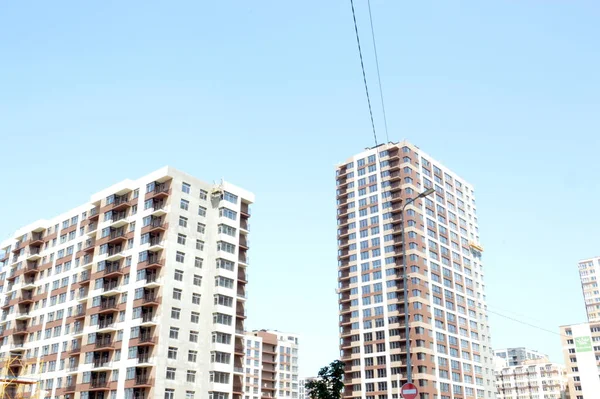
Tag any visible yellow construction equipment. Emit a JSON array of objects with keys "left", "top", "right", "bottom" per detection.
[{"left": 0, "top": 356, "right": 43, "bottom": 399}]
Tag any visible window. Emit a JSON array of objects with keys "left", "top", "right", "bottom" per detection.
[
  {"left": 213, "top": 313, "right": 233, "bottom": 326},
  {"left": 217, "top": 241, "right": 235, "bottom": 254},
  {"left": 173, "top": 289, "right": 182, "bottom": 300},
  {"left": 193, "top": 275, "right": 202, "bottom": 286},
  {"left": 176, "top": 252, "right": 185, "bottom": 263},
  {"left": 188, "top": 350, "right": 198, "bottom": 362},
  {"left": 190, "top": 331, "right": 199, "bottom": 343},
  {"left": 196, "top": 240, "right": 204, "bottom": 251},
  {"left": 177, "top": 234, "right": 187, "bottom": 245},
  {"left": 218, "top": 224, "right": 236, "bottom": 237},
  {"left": 210, "top": 372, "right": 230, "bottom": 384},
  {"left": 198, "top": 206, "right": 207, "bottom": 217},
  {"left": 169, "top": 327, "right": 179, "bottom": 339},
  {"left": 192, "top": 293, "right": 201, "bottom": 305},
  {"left": 182, "top": 182, "right": 191, "bottom": 194},
  {"left": 180, "top": 199, "right": 189, "bottom": 210},
  {"left": 191, "top": 311, "right": 200, "bottom": 323},
  {"left": 174, "top": 270, "right": 184, "bottom": 281},
  {"left": 219, "top": 207, "right": 237, "bottom": 220},
  {"left": 187, "top": 370, "right": 197, "bottom": 383},
  {"left": 166, "top": 368, "right": 176, "bottom": 380},
  {"left": 179, "top": 216, "right": 188, "bottom": 227},
  {"left": 195, "top": 257, "right": 203, "bottom": 268},
  {"left": 168, "top": 347, "right": 178, "bottom": 359},
  {"left": 171, "top": 308, "right": 181, "bottom": 319},
  {"left": 199, "top": 190, "right": 208, "bottom": 200},
  {"left": 165, "top": 389, "right": 175, "bottom": 399},
  {"left": 223, "top": 191, "right": 238, "bottom": 203},
  {"left": 215, "top": 295, "right": 233, "bottom": 307},
  {"left": 197, "top": 223, "right": 206, "bottom": 234}
]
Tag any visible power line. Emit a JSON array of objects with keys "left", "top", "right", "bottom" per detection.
[
  {"left": 486, "top": 308, "right": 568, "bottom": 339},
  {"left": 366, "top": 0, "right": 389, "bottom": 143},
  {"left": 349, "top": 0, "right": 378, "bottom": 147}
]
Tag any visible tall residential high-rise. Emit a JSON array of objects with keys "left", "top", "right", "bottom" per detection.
[
  {"left": 0, "top": 166, "right": 253, "bottom": 399},
  {"left": 336, "top": 141, "right": 496, "bottom": 399},
  {"left": 494, "top": 357, "right": 567, "bottom": 399},
  {"left": 492, "top": 348, "right": 546, "bottom": 367},
  {"left": 243, "top": 330, "right": 300, "bottom": 399},
  {"left": 577, "top": 257, "right": 600, "bottom": 322}
]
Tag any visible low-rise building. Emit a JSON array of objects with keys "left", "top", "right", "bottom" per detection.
[
  {"left": 495, "top": 357, "right": 568, "bottom": 399},
  {"left": 244, "top": 330, "right": 299, "bottom": 399}
]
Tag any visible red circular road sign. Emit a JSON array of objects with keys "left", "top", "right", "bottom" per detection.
[{"left": 400, "top": 383, "right": 419, "bottom": 399}]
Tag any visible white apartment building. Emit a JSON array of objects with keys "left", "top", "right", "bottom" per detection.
[
  {"left": 577, "top": 258, "right": 600, "bottom": 322},
  {"left": 243, "top": 330, "right": 300, "bottom": 399},
  {"left": 494, "top": 357, "right": 567, "bottom": 399},
  {"left": 336, "top": 141, "right": 496, "bottom": 399},
  {"left": 493, "top": 348, "right": 547, "bottom": 367},
  {"left": 0, "top": 166, "right": 253, "bottom": 399},
  {"left": 560, "top": 322, "right": 600, "bottom": 399}
]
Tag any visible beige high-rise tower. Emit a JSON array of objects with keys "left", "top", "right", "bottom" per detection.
[{"left": 336, "top": 141, "right": 496, "bottom": 399}]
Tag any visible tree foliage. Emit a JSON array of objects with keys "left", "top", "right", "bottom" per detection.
[{"left": 305, "top": 360, "right": 345, "bottom": 399}]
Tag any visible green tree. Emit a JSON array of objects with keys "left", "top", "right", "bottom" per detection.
[{"left": 305, "top": 360, "right": 345, "bottom": 399}]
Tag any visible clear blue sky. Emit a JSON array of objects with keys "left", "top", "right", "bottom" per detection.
[{"left": 1, "top": 1, "right": 599, "bottom": 375}]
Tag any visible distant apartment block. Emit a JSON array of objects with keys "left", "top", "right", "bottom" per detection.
[
  {"left": 299, "top": 377, "right": 317, "bottom": 399},
  {"left": 494, "top": 357, "right": 567, "bottom": 399},
  {"left": 244, "top": 330, "right": 299, "bottom": 399},
  {"left": 560, "top": 322, "right": 600, "bottom": 399},
  {"left": 0, "top": 166, "right": 253, "bottom": 399},
  {"left": 493, "top": 347, "right": 546, "bottom": 367},
  {"left": 336, "top": 141, "right": 496, "bottom": 399},
  {"left": 578, "top": 258, "right": 600, "bottom": 322}
]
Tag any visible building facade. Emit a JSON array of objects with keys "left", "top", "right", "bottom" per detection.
[
  {"left": 560, "top": 322, "right": 600, "bottom": 399},
  {"left": 493, "top": 348, "right": 546, "bottom": 367},
  {"left": 243, "top": 330, "right": 299, "bottom": 399},
  {"left": 0, "top": 166, "right": 253, "bottom": 399},
  {"left": 336, "top": 141, "right": 496, "bottom": 399},
  {"left": 577, "top": 258, "right": 600, "bottom": 323},
  {"left": 494, "top": 357, "right": 567, "bottom": 399}
]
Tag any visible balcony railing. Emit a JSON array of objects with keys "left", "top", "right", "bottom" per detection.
[
  {"left": 90, "top": 379, "right": 108, "bottom": 388},
  {"left": 139, "top": 334, "right": 156, "bottom": 344},
  {"left": 102, "top": 283, "right": 120, "bottom": 292},
  {"left": 95, "top": 340, "right": 113, "bottom": 349},
  {"left": 92, "top": 360, "right": 111, "bottom": 368},
  {"left": 103, "top": 263, "right": 121, "bottom": 275},
  {"left": 142, "top": 294, "right": 157, "bottom": 304},
  {"left": 135, "top": 375, "right": 150, "bottom": 385},
  {"left": 100, "top": 301, "right": 118, "bottom": 310},
  {"left": 97, "top": 321, "right": 115, "bottom": 330}
]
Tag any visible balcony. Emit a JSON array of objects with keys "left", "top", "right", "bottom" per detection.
[
  {"left": 241, "top": 204, "right": 251, "bottom": 217},
  {"left": 136, "top": 355, "right": 153, "bottom": 365},
  {"left": 145, "top": 182, "right": 170, "bottom": 200},
  {"left": 21, "top": 278, "right": 36, "bottom": 289},
  {"left": 28, "top": 233, "right": 44, "bottom": 247},
  {"left": 106, "top": 246, "right": 124, "bottom": 261},
  {"left": 96, "top": 322, "right": 117, "bottom": 332},
  {"left": 142, "top": 294, "right": 158, "bottom": 305},
  {"left": 77, "top": 289, "right": 89, "bottom": 302},
  {"left": 81, "top": 254, "right": 94, "bottom": 268},
  {"left": 143, "top": 255, "right": 164, "bottom": 269},
  {"left": 107, "top": 229, "right": 127, "bottom": 244},
  {"left": 87, "top": 223, "right": 98, "bottom": 235},
  {"left": 95, "top": 340, "right": 114, "bottom": 349},
  {"left": 91, "top": 360, "right": 112, "bottom": 370},
  {"left": 238, "top": 271, "right": 247, "bottom": 283},
  {"left": 99, "top": 301, "right": 118, "bottom": 313},
  {"left": 111, "top": 195, "right": 131, "bottom": 211},
  {"left": 89, "top": 207, "right": 100, "bottom": 219},
  {"left": 84, "top": 238, "right": 96, "bottom": 252},
  {"left": 143, "top": 274, "right": 161, "bottom": 288},
  {"left": 147, "top": 236, "right": 163, "bottom": 252},
  {"left": 139, "top": 334, "right": 157, "bottom": 346},
  {"left": 150, "top": 200, "right": 167, "bottom": 216},
  {"left": 240, "top": 219, "right": 250, "bottom": 232},
  {"left": 134, "top": 376, "right": 152, "bottom": 387},
  {"left": 103, "top": 263, "right": 123, "bottom": 277},
  {"left": 144, "top": 218, "right": 166, "bottom": 234},
  {"left": 69, "top": 345, "right": 82, "bottom": 355},
  {"left": 15, "top": 311, "right": 32, "bottom": 320},
  {"left": 90, "top": 379, "right": 109, "bottom": 389},
  {"left": 140, "top": 314, "right": 157, "bottom": 326},
  {"left": 64, "top": 384, "right": 77, "bottom": 393},
  {"left": 17, "top": 292, "right": 34, "bottom": 304},
  {"left": 102, "top": 283, "right": 121, "bottom": 296},
  {"left": 25, "top": 248, "right": 41, "bottom": 261}
]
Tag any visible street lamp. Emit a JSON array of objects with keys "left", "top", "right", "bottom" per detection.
[{"left": 401, "top": 188, "right": 434, "bottom": 384}]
